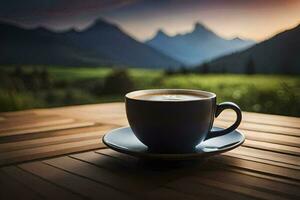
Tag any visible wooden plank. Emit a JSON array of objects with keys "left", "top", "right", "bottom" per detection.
[
  {"left": 243, "top": 139, "right": 300, "bottom": 156},
  {"left": 96, "top": 148, "right": 300, "bottom": 184},
  {"left": 166, "top": 179, "right": 253, "bottom": 200},
  {"left": 146, "top": 187, "right": 204, "bottom": 200},
  {"left": 0, "top": 118, "right": 75, "bottom": 132},
  {"left": 0, "top": 131, "right": 102, "bottom": 153},
  {"left": 220, "top": 115, "right": 300, "bottom": 129},
  {"left": 224, "top": 153, "right": 300, "bottom": 170},
  {"left": 0, "top": 169, "right": 42, "bottom": 200},
  {"left": 95, "top": 147, "right": 206, "bottom": 177},
  {"left": 46, "top": 102, "right": 125, "bottom": 115},
  {"left": 96, "top": 148, "right": 138, "bottom": 162},
  {"left": 19, "top": 161, "right": 131, "bottom": 200},
  {"left": 50, "top": 112, "right": 127, "bottom": 126},
  {"left": 214, "top": 120, "right": 300, "bottom": 137},
  {"left": 71, "top": 150, "right": 206, "bottom": 188},
  {"left": 195, "top": 169, "right": 300, "bottom": 198},
  {"left": 70, "top": 151, "right": 138, "bottom": 173},
  {"left": 0, "top": 125, "right": 114, "bottom": 152},
  {"left": 241, "top": 130, "right": 300, "bottom": 148},
  {"left": 74, "top": 149, "right": 300, "bottom": 198},
  {"left": 71, "top": 151, "right": 183, "bottom": 182},
  {"left": 221, "top": 110, "right": 300, "bottom": 124},
  {"left": 0, "top": 121, "right": 95, "bottom": 137},
  {"left": 44, "top": 156, "right": 155, "bottom": 194},
  {"left": 227, "top": 146, "right": 300, "bottom": 167},
  {"left": 169, "top": 177, "right": 291, "bottom": 200},
  {"left": 39, "top": 104, "right": 128, "bottom": 126},
  {"left": 0, "top": 124, "right": 110, "bottom": 143},
  {"left": 219, "top": 111, "right": 300, "bottom": 129},
  {"left": 0, "top": 110, "right": 38, "bottom": 117},
  {"left": 0, "top": 138, "right": 106, "bottom": 166},
  {"left": 213, "top": 155, "right": 300, "bottom": 181},
  {"left": 0, "top": 115, "right": 74, "bottom": 129},
  {"left": 96, "top": 148, "right": 300, "bottom": 186},
  {"left": 1, "top": 166, "right": 84, "bottom": 200},
  {"left": 0, "top": 114, "right": 63, "bottom": 125},
  {"left": 229, "top": 168, "right": 300, "bottom": 186},
  {"left": 96, "top": 148, "right": 289, "bottom": 199}
]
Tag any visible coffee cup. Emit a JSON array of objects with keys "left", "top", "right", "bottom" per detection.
[{"left": 125, "top": 89, "right": 242, "bottom": 153}]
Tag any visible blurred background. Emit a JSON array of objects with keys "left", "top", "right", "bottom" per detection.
[{"left": 0, "top": 0, "right": 299, "bottom": 116}]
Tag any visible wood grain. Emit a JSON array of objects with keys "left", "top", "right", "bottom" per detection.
[
  {"left": 0, "top": 138, "right": 106, "bottom": 166},
  {"left": 0, "top": 117, "right": 75, "bottom": 132},
  {"left": 214, "top": 155, "right": 300, "bottom": 181},
  {"left": 19, "top": 161, "right": 132, "bottom": 200},
  {"left": 0, "top": 169, "right": 42, "bottom": 200},
  {"left": 0, "top": 121, "right": 95, "bottom": 137},
  {"left": 1, "top": 166, "right": 84, "bottom": 200},
  {"left": 0, "top": 102, "right": 299, "bottom": 199},
  {"left": 0, "top": 125, "right": 113, "bottom": 152}
]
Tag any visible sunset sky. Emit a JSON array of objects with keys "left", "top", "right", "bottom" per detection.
[{"left": 1, "top": 0, "right": 300, "bottom": 41}]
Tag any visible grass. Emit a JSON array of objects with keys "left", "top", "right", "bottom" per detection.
[
  {"left": 0, "top": 66, "right": 299, "bottom": 116},
  {"left": 160, "top": 74, "right": 300, "bottom": 115},
  {"left": 48, "top": 67, "right": 112, "bottom": 81}
]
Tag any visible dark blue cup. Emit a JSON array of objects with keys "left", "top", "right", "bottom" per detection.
[{"left": 126, "top": 89, "right": 242, "bottom": 153}]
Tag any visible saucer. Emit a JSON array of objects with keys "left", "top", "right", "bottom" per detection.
[{"left": 102, "top": 126, "right": 245, "bottom": 160}]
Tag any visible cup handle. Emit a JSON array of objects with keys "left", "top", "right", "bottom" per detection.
[{"left": 205, "top": 102, "right": 242, "bottom": 140}]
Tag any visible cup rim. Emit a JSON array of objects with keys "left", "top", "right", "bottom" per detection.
[{"left": 125, "top": 89, "right": 216, "bottom": 102}]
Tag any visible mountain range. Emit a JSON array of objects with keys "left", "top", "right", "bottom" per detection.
[
  {"left": 146, "top": 23, "right": 255, "bottom": 66},
  {"left": 201, "top": 24, "right": 300, "bottom": 74},
  {"left": 0, "top": 19, "right": 181, "bottom": 68},
  {"left": 1, "top": 18, "right": 299, "bottom": 74}
]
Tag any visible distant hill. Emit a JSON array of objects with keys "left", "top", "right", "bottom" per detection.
[
  {"left": 146, "top": 22, "right": 255, "bottom": 66},
  {"left": 0, "top": 19, "right": 181, "bottom": 68},
  {"left": 200, "top": 24, "right": 300, "bottom": 74}
]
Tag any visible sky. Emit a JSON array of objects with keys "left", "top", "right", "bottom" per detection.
[{"left": 1, "top": 0, "right": 300, "bottom": 41}]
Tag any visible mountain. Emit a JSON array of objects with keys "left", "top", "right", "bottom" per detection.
[
  {"left": 0, "top": 19, "right": 181, "bottom": 68},
  {"left": 200, "top": 24, "right": 300, "bottom": 74},
  {"left": 146, "top": 22, "right": 255, "bottom": 66}
]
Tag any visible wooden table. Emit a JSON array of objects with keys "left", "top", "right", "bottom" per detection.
[{"left": 0, "top": 103, "right": 299, "bottom": 200}]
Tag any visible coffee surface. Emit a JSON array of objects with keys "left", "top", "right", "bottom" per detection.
[{"left": 135, "top": 93, "right": 206, "bottom": 101}]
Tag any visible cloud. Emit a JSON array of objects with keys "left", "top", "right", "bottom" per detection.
[
  {"left": 0, "top": 0, "right": 138, "bottom": 28},
  {"left": 0, "top": 0, "right": 298, "bottom": 41}
]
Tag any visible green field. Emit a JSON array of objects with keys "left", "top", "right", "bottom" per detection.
[{"left": 0, "top": 66, "right": 299, "bottom": 117}]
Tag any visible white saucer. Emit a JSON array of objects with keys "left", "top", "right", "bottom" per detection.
[{"left": 102, "top": 126, "right": 245, "bottom": 160}]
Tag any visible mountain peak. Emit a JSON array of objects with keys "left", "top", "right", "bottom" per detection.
[
  {"left": 194, "top": 22, "right": 209, "bottom": 32},
  {"left": 232, "top": 37, "right": 243, "bottom": 41},
  {"left": 155, "top": 29, "right": 168, "bottom": 38},
  {"left": 93, "top": 18, "right": 111, "bottom": 27},
  {"left": 84, "top": 18, "right": 117, "bottom": 32},
  {"left": 231, "top": 37, "right": 256, "bottom": 44}
]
